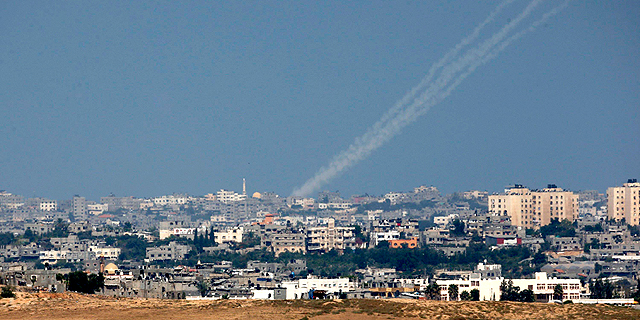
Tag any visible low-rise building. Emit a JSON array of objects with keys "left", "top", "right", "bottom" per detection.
[{"left": 146, "top": 242, "right": 191, "bottom": 262}]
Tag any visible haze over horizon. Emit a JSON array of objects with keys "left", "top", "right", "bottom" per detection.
[{"left": 1, "top": 1, "right": 639, "bottom": 201}]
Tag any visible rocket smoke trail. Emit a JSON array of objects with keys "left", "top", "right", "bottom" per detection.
[{"left": 292, "top": 0, "right": 568, "bottom": 197}]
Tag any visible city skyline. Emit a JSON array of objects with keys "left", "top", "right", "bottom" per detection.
[{"left": 1, "top": 1, "right": 638, "bottom": 200}]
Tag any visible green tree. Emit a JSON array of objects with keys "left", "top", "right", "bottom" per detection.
[
  {"left": 67, "top": 271, "right": 104, "bottom": 294},
  {"left": 500, "top": 280, "right": 521, "bottom": 301},
  {"left": 590, "top": 279, "right": 616, "bottom": 299},
  {"left": 539, "top": 219, "right": 576, "bottom": 238},
  {"left": 460, "top": 290, "right": 471, "bottom": 301},
  {"left": 519, "top": 289, "right": 535, "bottom": 302},
  {"left": 553, "top": 284, "right": 564, "bottom": 301},
  {"left": 114, "top": 235, "right": 149, "bottom": 261},
  {"left": 451, "top": 219, "right": 466, "bottom": 237},
  {"left": 425, "top": 282, "right": 440, "bottom": 300},
  {"left": 48, "top": 218, "right": 70, "bottom": 238},
  {"left": 1, "top": 286, "right": 15, "bottom": 298},
  {"left": 0, "top": 232, "right": 15, "bottom": 246},
  {"left": 470, "top": 289, "right": 480, "bottom": 301},
  {"left": 448, "top": 284, "right": 459, "bottom": 301}
]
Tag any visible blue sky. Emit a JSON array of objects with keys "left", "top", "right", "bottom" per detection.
[{"left": 1, "top": 1, "right": 638, "bottom": 201}]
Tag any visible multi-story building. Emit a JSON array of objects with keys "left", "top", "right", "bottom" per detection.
[
  {"left": 73, "top": 195, "right": 89, "bottom": 219},
  {"left": 281, "top": 276, "right": 355, "bottom": 299},
  {"left": 100, "top": 195, "right": 142, "bottom": 211},
  {"left": 607, "top": 179, "right": 640, "bottom": 226},
  {"left": 214, "top": 226, "right": 244, "bottom": 244},
  {"left": 146, "top": 242, "right": 191, "bottom": 262},
  {"left": 371, "top": 231, "right": 400, "bottom": 247},
  {"left": 306, "top": 219, "right": 356, "bottom": 252},
  {"left": 264, "top": 229, "right": 306, "bottom": 256},
  {"left": 24, "top": 198, "right": 57, "bottom": 211},
  {"left": 532, "top": 185, "right": 580, "bottom": 226},
  {"left": 88, "top": 246, "right": 121, "bottom": 260},
  {"left": 152, "top": 195, "right": 187, "bottom": 207},
  {"left": 488, "top": 185, "right": 579, "bottom": 228},
  {"left": 216, "top": 190, "right": 246, "bottom": 204},
  {"left": 437, "top": 271, "right": 581, "bottom": 302}
]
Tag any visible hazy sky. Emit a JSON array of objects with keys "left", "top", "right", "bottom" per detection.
[{"left": 1, "top": 1, "right": 638, "bottom": 201}]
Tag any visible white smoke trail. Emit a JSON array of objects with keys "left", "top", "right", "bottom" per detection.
[
  {"left": 371, "top": 0, "right": 516, "bottom": 131},
  {"left": 292, "top": 0, "right": 566, "bottom": 197}
]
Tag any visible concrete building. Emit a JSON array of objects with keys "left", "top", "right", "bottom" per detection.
[
  {"left": 216, "top": 189, "right": 246, "bottom": 204},
  {"left": 371, "top": 231, "right": 400, "bottom": 247},
  {"left": 306, "top": 219, "right": 356, "bottom": 252},
  {"left": 264, "top": 229, "right": 306, "bottom": 256},
  {"left": 214, "top": 226, "right": 243, "bottom": 244},
  {"left": 488, "top": 185, "right": 579, "bottom": 228},
  {"left": 73, "top": 195, "right": 89, "bottom": 220},
  {"left": 146, "top": 242, "right": 191, "bottom": 262},
  {"left": 153, "top": 195, "right": 187, "bottom": 207},
  {"left": 437, "top": 271, "right": 581, "bottom": 302},
  {"left": 100, "top": 195, "right": 142, "bottom": 211},
  {"left": 282, "top": 276, "right": 355, "bottom": 299},
  {"left": 607, "top": 179, "right": 640, "bottom": 226}
]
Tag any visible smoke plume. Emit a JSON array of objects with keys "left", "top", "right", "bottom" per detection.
[{"left": 292, "top": 0, "right": 568, "bottom": 197}]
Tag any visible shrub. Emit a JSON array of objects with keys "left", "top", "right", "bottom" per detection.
[{"left": 1, "top": 286, "right": 15, "bottom": 298}]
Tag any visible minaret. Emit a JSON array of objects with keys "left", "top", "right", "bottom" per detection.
[{"left": 243, "top": 178, "right": 246, "bottom": 195}]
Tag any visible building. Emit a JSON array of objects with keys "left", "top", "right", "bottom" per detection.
[
  {"left": 153, "top": 195, "right": 187, "bottom": 207},
  {"left": 146, "top": 242, "right": 191, "bottom": 262},
  {"left": 488, "top": 185, "right": 579, "bottom": 228},
  {"left": 214, "top": 226, "right": 243, "bottom": 244},
  {"left": 281, "top": 276, "right": 355, "bottom": 299},
  {"left": 437, "top": 271, "right": 581, "bottom": 302},
  {"left": 389, "top": 238, "right": 418, "bottom": 249},
  {"left": 73, "top": 196, "right": 89, "bottom": 219},
  {"left": 306, "top": 219, "right": 356, "bottom": 252},
  {"left": 89, "top": 246, "right": 121, "bottom": 260},
  {"left": 264, "top": 229, "right": 306, "bottom": 256},
  {"left": 607, "top": 179, "right": 640, "bottom": 226},
  {"left": 216, "top": 189, "right": 246, "bottom": 204},
  {"left": 371, "top": 231, "right": 400, "bottom": 246},
  {"left": 100, "top": 195, "right": 142, "bottom": 211}
]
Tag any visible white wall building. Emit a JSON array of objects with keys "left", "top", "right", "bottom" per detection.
[
  {"left": 282, "top": 276, "right": 355, "bottom": 299},
  {"left": 39, "top": 200, "right": 57, "bottom": 211},
  {"left": 216, "top": 189, "right": 246, "bottom": 204},
  {"left": 371, "top": 231, "right": 400, "bottom": 246},
  {"left": 436, "top": 272, "right": 581, "bottom": 302},
  {"left": 153, "top": 195, "right": 187, "bottom": 207},
  {"left": 89, "top": 246, "right": 121, "bottom": 260}
]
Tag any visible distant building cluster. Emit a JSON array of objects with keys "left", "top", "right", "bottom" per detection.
[{"left": 0, "top": 179, "right": 639, "bottom": 303}]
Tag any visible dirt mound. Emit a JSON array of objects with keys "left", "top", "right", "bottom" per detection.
[{"left": 0, "top": 293, "right": 638, "bottom": 320}]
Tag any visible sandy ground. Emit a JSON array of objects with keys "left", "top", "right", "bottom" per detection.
[{"left": 0, "top": 292, "right": 639, "bottom": 320}]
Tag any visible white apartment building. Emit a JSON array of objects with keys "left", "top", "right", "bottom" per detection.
[
  {"left": 159, "top": 228, "right": 195, "bottom": 240},
  {"left": 306, "top": 219, "right": 356, "bottom": 252},
  {"left": 88, "top": 246, "right": 121, "bottom": 260},
  {"left": 433, "top": 214, "right": 459, "bottom": 227},
  {"left": 371, "top": 231, "right": 400, "bottom": 246},
  {"left": 437, "top": 272, "right": 581, "bottom": 302},
  {"left": 153, "top": 195, "right": 187, "bottom": 206},
  {"left": 216, "top": 189, "right": 246, "bottom": 203},
  {"left": 39, "top": 200, "right": 57, "bottom": 211},
  {"left": 488, "top": 185, "right": 578, "bottom": 228},
  {"left": 88, "top": 203, "right": 108, "bottom": 215},
  {"left": 317, "top": 201, "right": 353, "bottom": 209},
  {"left": 214, "top": 226, "right": 243, "bottom": 243},
  {"left": 607, "top": 179, "right": 640, "bottom": 226},
  {"left": 383, "top": 192, "right": 403, "bottom": 204},
  {"left": 282, "top": 276, "right": 355, "bottom": 299}
]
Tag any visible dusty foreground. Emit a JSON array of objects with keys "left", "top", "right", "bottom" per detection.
[{"left": 0, "top": 292, "right": 639, "bottom": 320}]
